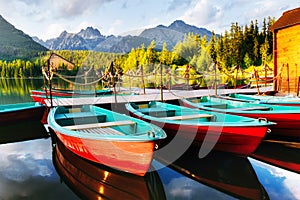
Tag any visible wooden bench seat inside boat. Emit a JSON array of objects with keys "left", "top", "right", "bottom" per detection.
[
  {"left": 77, "top": 127, "right": 126, "bottom": 136},
  {"left": 162, "top": 113, "right": 214, "bottom": 120},
  {"left": 231, "top": 106, "right": 271, "bottom": 111},
  {"left": 63, "top": 120, "right": 136, "bottom": 130}
]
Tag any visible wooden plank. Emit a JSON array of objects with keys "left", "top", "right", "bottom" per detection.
[
  {"left": 162, "top": 113, "right": 213, "bottom": 120},
  {"left": 78, "top": 127, "right": 125, "bottom": 136},
  {"left": 64, "top": 120, "right": 136, "bottom": 130}
]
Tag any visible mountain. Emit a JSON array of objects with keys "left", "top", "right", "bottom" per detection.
[
  {"left": 0, "top": 15, "right": 47, "bottom": 60},
  {"left": 37, "top": 20, "right": 215, "bottom": 53},
  {"left": 139, "top": 20, "right": 214, "bottom": 50},
  {"left": 46, "top": 31, "right": 89, "bottom": 50},
  {"left": 168, "top": 20, "right": 213, "bottom": 37},
  {"left": 139, "top": 26, "right": 185, "bottom": 50}
]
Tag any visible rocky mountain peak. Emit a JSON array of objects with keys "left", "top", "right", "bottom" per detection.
[{"left": 78, "top": 27, "right": 103, "bottom": 39}]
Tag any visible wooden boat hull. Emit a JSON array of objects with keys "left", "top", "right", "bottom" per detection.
[
  {"left": 51, "top": 130, "right": 155, "bottom": 176},
  {"left": 48, "top": 105, "right": 166, "bottom": 176},
  {"left": 126, "top": 102, "right": 273, "bottom": 156},
  {"left": 53, "top": 139, "right": 165, "bottom": 200},
  {"left": 129, "top": 112, "right": 268, "bottom": 156},
  {"left": 31, "top": 94, "right": 47, "bottom": 104},
  {"left": 0, "top": 102, "right": 45, "bottom": 125},
  {"left": 225, "top": 112, "right": 300, "bottom": 139},
  {"left": 225, "top": 93, "right": 300, "bottom": 106},
  {"left": 182, "top": 97, "right": 300, "bottom": 141},
  {"left": 31, "top": 89, "right": 112, "bottom": 97}
]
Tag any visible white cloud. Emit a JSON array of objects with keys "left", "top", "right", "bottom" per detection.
[
  {"left": 51, "top": 0, "right": 115, "bottom": 18},
  {"left": 180, "top": 0, "right": 224, "bottom": 32},
  {"left": 168, "top": 0, "right": 193, "bottom": 11},
  {"left": 107, "top": 19, "right": 124, "bottom": 35},
  {"left": 1, "top": 0, "right": 300, "bottom": 40},
  {"left": 180, "top": 0, "right": 300, "bottom": 34},
  {"left": 43, "top": 23, "right": 70, "bottom": 40}
]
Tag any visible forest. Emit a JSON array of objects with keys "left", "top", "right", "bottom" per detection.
[{"left": 0, "top": 17, "right": 275, "bottom": 88}]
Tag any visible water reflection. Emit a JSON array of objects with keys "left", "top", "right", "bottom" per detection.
[
  {"left": 0, "top": 78, "right": 73, "bottom": 104},
  {"left": 0, "top": 121, "right": 48, "bottom": 144},
  {"left": 250, "top": 140, "right": 300, "bottom": 200},
  {"left": 0, "top": 138, "right": 79, "bottom": 200},
  {"left": 154, "top": 149, "right": 269, "bottom": 200},
  {"left": 0, "top": 78, "right": 44, "bottom": 104},
  {"left": 250, "top": 158, "right": 300, "bottom": 200},
  {"left": 252, "top": 140, "right": 300, "bottom": 174},
  {"left": 53, "top": 139, "right": 166, "bottom": 200},
  {"left": 1, "top": 126, "right": 300, "bottom": 199},
  {"left": 0, "top": 78, "right": 107, "bottom": 104}
]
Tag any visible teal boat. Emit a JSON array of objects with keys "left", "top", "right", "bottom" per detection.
[
  {"left": 224, "top": 93, "right": 300, "bottom": 106},
  {"left": 126, "top": 101, "right": 274, "bottom": 156},
  {"left": 47, "top": 105, "right": 166, "bottom": 176},
  {"left": 0, "top": 102, "right": 45, "bottom": 125},
  {"left": 182, "top": 96, "right": 300, "bottom": 141}
]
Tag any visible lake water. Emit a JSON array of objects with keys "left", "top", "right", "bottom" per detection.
[{"left": 1, "top": 78, "right": 300, "bottom": 199}]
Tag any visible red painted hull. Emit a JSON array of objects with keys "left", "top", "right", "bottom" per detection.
[
  {"left": 182, "top": 101, "right": 300, "bottom": 141},
  {"left": 0, "top": 106, "right": 45, "bottom": 125},
  {"left": 31, "top": 89, "right": 112, "bottom": 97},
  {"left": 129, "top": 112, "right": 267, "bottom": 156},
  {"left": 31, "top": 95, "right": 47, "bottom": 104},
  {"left": 53, "top": 130, "right": 156, "bottom": 176},
  {"left": 31, "top": 90, "right": 72, "bottom": 97}
]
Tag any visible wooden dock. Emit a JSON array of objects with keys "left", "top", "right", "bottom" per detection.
[{"left": 44, "top": 86, "right": 273, "bottom": 107}]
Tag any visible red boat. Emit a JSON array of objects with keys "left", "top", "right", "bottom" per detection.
[
  {"left": 125, "top": 101, "right": 275, "bottom": 156},
  {"left": 31, "top": 88, "right": 112, "bottom": 97},
  {"left": 182, "top": 96, "right": 300, "bottom": 141},
  {"left": 47, "top": 105, "right": 166, "bottom": 176}
]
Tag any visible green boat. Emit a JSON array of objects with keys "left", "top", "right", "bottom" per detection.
[
  {"left": 182, "top": 96, "right": 300, "bottom": 141},
  {"left": 126, "top": 101, "right": 274, "bottom": 156}
]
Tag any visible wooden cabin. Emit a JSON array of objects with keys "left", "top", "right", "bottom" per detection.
[{"left": 270, "top": 7, "right": 300, "bottom": 95}]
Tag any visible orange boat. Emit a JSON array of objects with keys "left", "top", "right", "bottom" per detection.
[{"left": 47, "top": 105, "right": 166, "bottom": 176}]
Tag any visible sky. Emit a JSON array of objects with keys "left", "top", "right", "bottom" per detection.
[{"left": 0, "top": 0, "right": 299, "bottom": 41}]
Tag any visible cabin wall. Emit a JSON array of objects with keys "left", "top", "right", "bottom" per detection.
[{"left": 274, "top": 24, "right": 300, "bottom": 94}]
